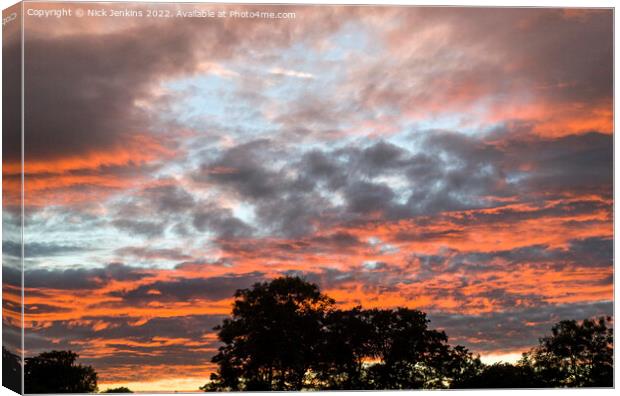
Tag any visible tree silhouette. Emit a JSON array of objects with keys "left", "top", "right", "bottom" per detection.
[
  {"left": 204, "top": 277, "right": 481, "bottom": 391},
  {"left": 24, "top": 350, "right": 98, "bottom": 393},
  {"left": 203, "top": 276, "right": 335, "bottom": 391},
  {"left": 102, "top": 387, "right": 133, "bottom": 393},
  {"left": 520, "top": 316, "right": 613, "bottom": 387},
  {"left": 452, "top": 362, "right": 539, "bottom": 388},
  {"left": 2, "top": 346, "right": 21, "bottom": 393}
]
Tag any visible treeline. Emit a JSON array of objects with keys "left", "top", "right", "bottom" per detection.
[
  {"left": 203, "top": 277, "right": 613, "bottom": 390},
  {"left": 2, "top": 277, "right": 613, "bottom": 393}
]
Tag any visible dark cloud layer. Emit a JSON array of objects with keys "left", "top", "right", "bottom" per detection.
[
  {"left": 430, "top": 301, "right": 613, "bottom": 354},
  {"left": 109, "top": 272, "right": 265, "bottom": 305},
  {"left": 25, "top": 314, "right": 226, "bottom": 372},
  {"left": 192, "top": 131, "right": 612, "bottom": 240},
  {"left": 16, "top": 263, "right": 150, "bottom": 290},
  {"left": 3, "top": 241, "right": 85, "bottom": 258}
]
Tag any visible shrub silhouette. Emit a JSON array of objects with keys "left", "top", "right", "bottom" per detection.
[{"left": 102, "top": 387, "right": 133, "bottom": 393}]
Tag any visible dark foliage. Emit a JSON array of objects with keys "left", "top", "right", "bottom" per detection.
[
  {"left": 102, "top": 387, "right": 133, "bottom": 393},
  {"left": 2, "top": 347, "right": 21, "bottom": 393},
  {"left": 312, "top": 307, "right": 375, "bottom": 389},
  {"left": 24, "top": 350, "right": 98, "bottom": 393},
  {"left": 204, "top": 277, "right": 614, "bottom": 391},
  {"left": 201, "top": 276, "right": 335, "bottom": 391},
  {"left": 456, "top": 316, "right": 614, "bottom": 389},
  {"left": 361, "top": 308, "right": 479, "bottom": 390},
  {"left": 453, "top": 362, "right": 540, "bottom": 388},
  {"left": 520, "top": 316, "right": 613, "bottom": 387},
  {"left": 9, "top": 279, "right": 612, "bottom": 392},
  {"left": 204, "top": 276, "right": 479, "bottom": 391}
]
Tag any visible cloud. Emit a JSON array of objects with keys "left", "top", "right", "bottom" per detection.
[
  {"left": 114, "top": 247, "right": 193, "bottom": 262},
  {"left": 504, "top": 132, "right": 613, "bottom": 196},
  {"left": 195, "top": 130, "right": 611, "bottom": 238},
  {"left": 349, "top": 8, "right": 612, "bottom": 137},
  {"left": 24, "top": 314, "right": 226, "bottom": 379},
  {"left": 108, "top": 272, "right": 266, "bottom": 305},
  {"left": 21, "top": 263, "right": 150, "bottom": 290},
  {"left": 140, "top": 185, "right": 196, "bottom": 214},
  {"left": 111, "top": 219, "right": 166, "bottom": 238},
  {"left": 429, "top": 301, "right": 613, "bottom": 353},
  {"left": 270, "top": 67, "right": 315, "bottom": 79},
  {"left": 194, "top": 139, "right": 286, "bottom": 200},
  {"left": 3, "top": 241, "right": 85, "bottom": 258},
  {"left": 18, "top": 6, "right": 350, "bottom": 207},
  {"left": 192, "top": 206, "right": 254, "bottom": 238}
]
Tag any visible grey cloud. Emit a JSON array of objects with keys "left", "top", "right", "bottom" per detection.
[
  {"left": 193, "top": 205, "right": 254, "bottom": 239},
  {"left": 21, "top": 263, "right": 150, "bottom": 290},
  {"left": 14, "top": 242, "right": 84, "bottom": 258},
  {"left": 23, "top": 9, "right": 334, "bottom": 163},
  {"left": 108, "top": 272, "right": 266, "bottom": 305},
  {"left": 115, "top": 246, "right": 194, "bottom": 262},
  {"left": 413, "top": 237, "right": 613, "bottom": 280},
  {"left": 507, "top": 132, "right": 613, "bottom": 197},
  {"left": 25, "top": 314, "right": 227, "bottom": 372},
  {"left": 429, "top": 301, "right": 613, "bottom": 354},
  {"left": 193, "top": 139, "right": 335, "bottom": 237},
  {"left": 194, "top": 139, "right": 285, "bottom": 200},
  {"left": 351, "top": 9, "right": 611, "bottom": 127},
  {"left": 345, "top": 180, "right": 396, "bottom": 214},
  {"left": 193, "top": 130, "right": 611, "bottom": 240},
  {"left": 111, "top": 219, "right": 165, "bottom": 238},
  {"left": 28, "top": 314, "right": 225, "bottom": 345},
  {"left": 310, "top": 231, "right": 364, "bottom": 250},
  {"left": 143, "top": 185, "right": 196, "bottom": 214}
]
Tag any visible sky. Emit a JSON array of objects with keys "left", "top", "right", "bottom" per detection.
[{"left": 1, "top": 1, "right": 613, "bottom": 392}]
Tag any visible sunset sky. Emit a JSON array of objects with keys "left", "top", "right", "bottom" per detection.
[{"left": 2, "top": 2, "right": 613, "bottom": 391}]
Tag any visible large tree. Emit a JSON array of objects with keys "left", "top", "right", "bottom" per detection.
[
  {"left": 24, "top": 350, "right": 98, "bottom": 393},
  {"left": 520, "top": 316, "right": 613, "bottom": 387},
  {"left": 203, "top": 276, "right": 335, "bottom": 391}
]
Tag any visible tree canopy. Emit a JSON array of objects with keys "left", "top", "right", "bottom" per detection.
[
  {"left": 520, "top": 316, "right": 613, "bottom": 387},
  {"left": 204, "top": 276, "right": 480, "bottom": 391},
  {"left": 24, "top": 350, "right": 98, "bottom": 393},
  {"left": 202, "top": 276, "right": 336, "bottom": 391}
]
